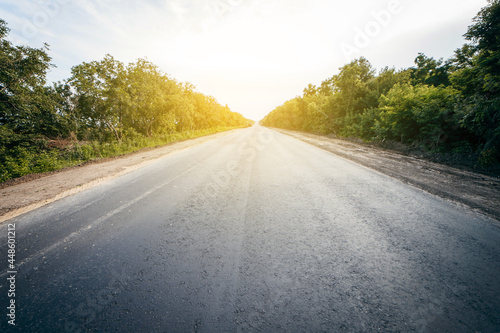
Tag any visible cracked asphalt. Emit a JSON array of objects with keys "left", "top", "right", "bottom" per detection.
[{"left": 1, "top": 125, "right": 499, "bottom": 332}]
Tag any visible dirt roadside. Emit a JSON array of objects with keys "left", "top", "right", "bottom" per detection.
[
  {"left": 276, "top": 129, "right": 500, "bottom": 222},
  {"left": 0, "top": 129, "right": 241, "bottom": 223}
]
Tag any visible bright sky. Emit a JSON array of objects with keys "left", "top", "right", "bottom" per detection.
[{"left": 0, "top": 0, "right": 489, "bottom": 121}]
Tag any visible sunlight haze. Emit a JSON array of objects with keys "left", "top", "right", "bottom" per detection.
[{"left": 0, "top": 0, "right": 489, "bottom": 120}]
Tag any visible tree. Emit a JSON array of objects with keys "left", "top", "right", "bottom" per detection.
[
  {"left": 0, "top": 19, "right": 56, "bottom": 136},
  {"left": 303, "top": 84, "right": 318, "bottom": 97},
  {"left": 409, "top": 53, "right": 451, "bottom": 87},
  {"left": 329, "top": 57, "right": 376, "bottom": 117},
  {"left": 449, "top": 44, "right": 480, "bottom": 96},
  {"left": 376, "top": 83, "right": 460, "bottom": 149},
  {"left": 372, "top": 67, "right": 410, "bottom": 96},
  {"left": 69, "top": 55, "right": 126, "bottom": 140},
  {"left": 460, "top": 0, "right": 500, "bottom": 160},
  {"left": 464, "top": 0, "right": 500, "bottom": 95},
  {"left": 124, "top": 59, "right": 178, "bottom": 136}
]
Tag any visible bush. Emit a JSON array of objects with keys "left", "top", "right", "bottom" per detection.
[{"left": 375, "top": 83, "right": 460, "bottom": 150}]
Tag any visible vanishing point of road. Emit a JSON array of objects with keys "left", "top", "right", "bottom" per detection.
[{"left": 1, "top": 126, "right": 499, "bottom": 332}]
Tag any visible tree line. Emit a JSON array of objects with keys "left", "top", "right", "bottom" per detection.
[
  {"left": 261, "top": 0, "right": 500, "bottom": 168},
  {"left": 0, "top": 19, "right": 251, "bottom": 182}
]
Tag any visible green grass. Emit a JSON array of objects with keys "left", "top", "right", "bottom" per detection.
[{"left": 0, "top": 126, "right": 243, "bottom": 183}]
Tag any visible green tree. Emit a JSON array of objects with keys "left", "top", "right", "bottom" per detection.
[
  {"left": 0, "top": 19, "right": 58, "bottom": 136},
  {"left": 376, "top": 83, "right": 461, "bottom": 149},
  {"left": 124, "top": 59, "right": 178, "bottom": 136},
  {"left": 330, "top": 57, "right": 376, "bottom": 117},
  {"left": 465, "top": 0, "right": 500, "bottom": 95},
  {"left": 449, "top": 44, "right": 480, "bottom": 96},
  {"left": 303, "top": 84, "right": 318, "bottom": 97},
  {"left": 69, "top": 55, "right": 126, "bottom": 140},
  {"left": 409, "top": 53, "right": 451, "bottom": 87},
  {"left": 459, "top": 0, "right": 500, "bottom": 162}
]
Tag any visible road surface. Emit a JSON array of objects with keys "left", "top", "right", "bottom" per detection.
[{"left": 1, "top": 126, "right": 499, "bottom": 332}]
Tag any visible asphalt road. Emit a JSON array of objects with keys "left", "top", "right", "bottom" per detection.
[{"left": 1, "top": 125, "right": 500, "bottom": 332}]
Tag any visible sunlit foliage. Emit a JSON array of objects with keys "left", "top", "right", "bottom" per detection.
[{"left": 262, "top": 1, "right": 500, "bottom": 167}]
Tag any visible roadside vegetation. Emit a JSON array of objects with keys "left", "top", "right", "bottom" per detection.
[
  {"left": 0, "top": 20, "right": 252, "bottom": 183},
  {"left": 261, "top": 1, "right": 500, "bottom": 171}
]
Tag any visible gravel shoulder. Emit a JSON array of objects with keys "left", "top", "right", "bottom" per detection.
[
  {"left": 275, "top": 128, "right": 500, "bottom": 222},
  {"left": 0, "top": 129, "right": 241, "bottom": 223}
]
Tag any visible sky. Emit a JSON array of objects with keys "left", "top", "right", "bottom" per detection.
[{"left": 0, "top": 0, "right": 489, "bottom": 121}]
